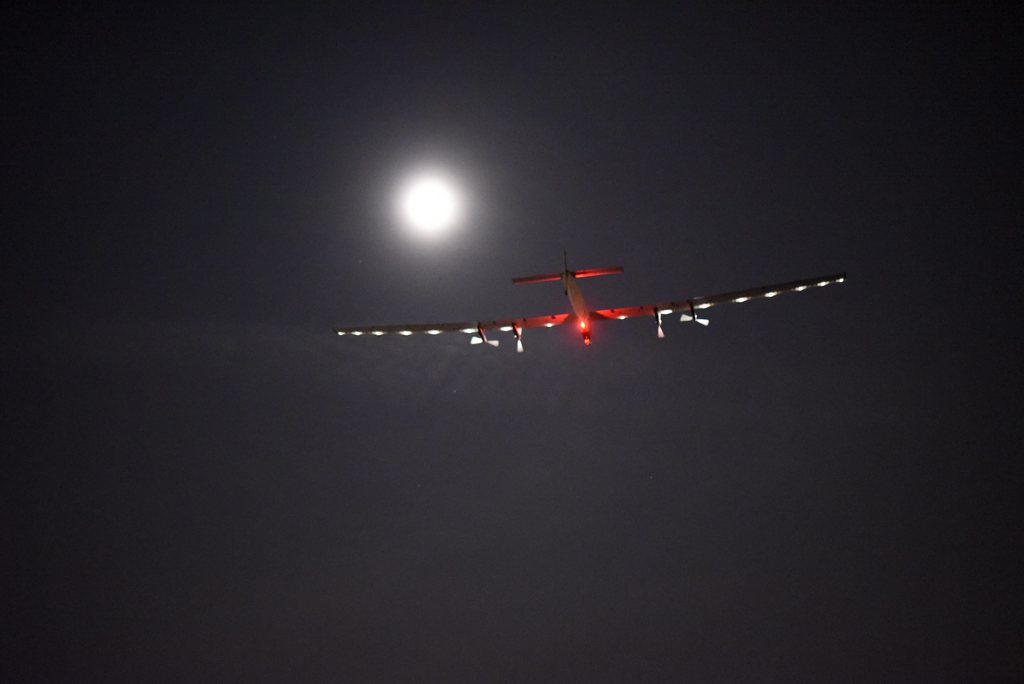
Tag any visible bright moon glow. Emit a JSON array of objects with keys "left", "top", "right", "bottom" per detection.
[{"left": 399, "top": 174, "right": 462, "bottom": 238}]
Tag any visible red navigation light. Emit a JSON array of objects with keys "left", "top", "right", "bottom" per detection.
[{"left": 582, "top": 331, "right": 592, "bottom": 346}]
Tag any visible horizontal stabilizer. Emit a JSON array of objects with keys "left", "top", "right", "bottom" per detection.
[
  {"left": 574, "top": 266, "right": 624, "bottom": 279},
  {"left": 512, "top": 272, "right": 562, "bottom": 285}
]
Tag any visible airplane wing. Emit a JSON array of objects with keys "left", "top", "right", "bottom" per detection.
[
  {"left": 333, "top": 312, "right": 575, "bottom": 337},
  {"left": 333, "top": 272, "right": 845, "bottom": 347},
  {"left": 591, "top": 273, "right": 846, "bottom": 323}
]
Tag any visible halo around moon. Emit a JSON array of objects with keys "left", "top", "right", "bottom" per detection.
[{"left": 397, "top": 172, "right": 463, "bottom": 239}]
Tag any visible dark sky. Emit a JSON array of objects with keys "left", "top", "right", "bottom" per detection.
[{"left": 5, "top": 3, "right": 1022, "bottom": 681}]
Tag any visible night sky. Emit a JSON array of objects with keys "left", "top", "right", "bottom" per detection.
[{"left": 5, "top": 3, "right": 1022, "bottom": 681}]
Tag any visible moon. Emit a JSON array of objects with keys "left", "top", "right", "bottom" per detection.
[{"left": 397, "top": 172, "right": 463, "bottom": 239}]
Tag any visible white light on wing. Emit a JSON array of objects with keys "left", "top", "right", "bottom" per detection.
[
  {"left": 461, "top": 328, "right": 476, "bottom": 333},
  {"left": 399, "top": 331, "right": 413, "bottom": 336},
  {"left": 697, "top": 303, "right": 712, "bottom": 309},
  {"left": 545, "top": 323, "right": 555, "bottom": 328},
  {"left": 618, "top": 315, "right": 627, "bottom": 320},
  {"left": 371, "top": 331, "right": 385, "bottom": 336},
  {"left": 765, "top": 291, "right": 778, "bottom": 298},
  {"left": 351, "top": 331, "right": 363, "bottom": 336},
  {"left": 659, "top": 309, "right": 673, "bottom": 315},
  {"left": 795, "top": 286, "right": 807, "bottom": 292},
  {"left": 337, "top": 331, "right": 346, "bottom": 336},
  {"left": 837, "top": 277, "right": 845, "bottom": 283},
  {"left": 817, "top": 281, "right": 829, "bottom": 287},
  {"left": 426, "top": 329, "right": 441, "bottom": 335},
  {"left": 734, "top": 297, "right": 749, "bottom": 303},
  {"left": 499, "top": 326, "right": 512, "bottom": 332}
]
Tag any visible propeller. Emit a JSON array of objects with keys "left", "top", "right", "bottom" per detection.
[
  {"left": 680, "top": 302, "right": 709, "bottom": 326},
  {"left": 471, "top": 336, "right": 500, "bottom": 347},
  {"left": 513, "top": 323, "right": 524, "bottom": 353},
  {"left": 471, "top": 326, "right": 500, "bottom": 348},
  {"left": 656, "top": 310, "right": 665, "bottom": 338}
]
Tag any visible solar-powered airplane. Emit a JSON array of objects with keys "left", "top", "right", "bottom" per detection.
[{"left": 334, "top": 252, "right": 845, "bottom": 351}]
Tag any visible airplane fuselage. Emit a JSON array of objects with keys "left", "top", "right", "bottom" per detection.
[{"left": 562, "top": 272, "right": 592, "bottom": 344}]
